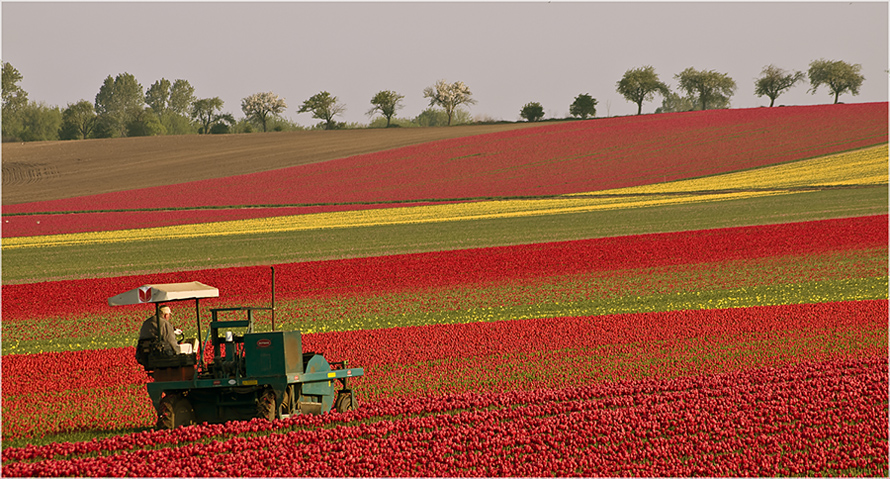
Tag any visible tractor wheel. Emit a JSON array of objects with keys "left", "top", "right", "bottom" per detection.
[
  {"left": 257, "top": 388, "right": 276, "bottom": 421},
  {"left": 335, "top": 390, "right": 357, "bottom": 413},
  {"left": 156, "top": 393, "right": 195, "bottom": 429},
  {"left": 278, "top": 386, "right": 294, "bottom": 419}
]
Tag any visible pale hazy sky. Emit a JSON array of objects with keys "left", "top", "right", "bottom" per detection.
[{"left": 2, "top": 1, "right": 887, "bottom": 125}]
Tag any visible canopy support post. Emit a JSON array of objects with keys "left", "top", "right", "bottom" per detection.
[
  {"left": 155, "top": 303, "right": 161, "bottom": 341},
  {"left": 271, "top": 266, "right": 276, "bottom": 332},
  {"left": 195, "top": 298, "right": 204, "bottom": 369}
]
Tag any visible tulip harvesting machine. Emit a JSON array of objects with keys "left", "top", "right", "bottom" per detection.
[{"left": 109, "top": 267, "right": 363, "bottom": 429}]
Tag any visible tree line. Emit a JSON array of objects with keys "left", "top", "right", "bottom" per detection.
[{"left": 1, "top": 59, "right": 866, "bottom": 142}]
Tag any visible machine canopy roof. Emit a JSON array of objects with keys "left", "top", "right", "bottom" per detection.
[{"left": 108, "top": 281, "right": 219, "bottom": 306}]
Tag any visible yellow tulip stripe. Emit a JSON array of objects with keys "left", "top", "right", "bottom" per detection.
[
  {"left": 567, "top": 144, "right": 888, "bottom": 195},
  {"left": 4, "top": 145, "right": 886, "bottom": 250}
]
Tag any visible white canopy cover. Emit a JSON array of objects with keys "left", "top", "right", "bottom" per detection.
[{"left": 108, "top": 281, "right": 219, "bottom": 306}]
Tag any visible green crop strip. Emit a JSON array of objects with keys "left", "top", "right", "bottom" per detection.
[
  {"left": 4, "top": 243, "right": 886, "bottom": 355},
  {"left": 2, "top": 186, "right": 886, "bottom": 285}
]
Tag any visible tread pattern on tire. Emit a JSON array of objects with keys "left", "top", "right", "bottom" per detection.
[
  {"left": 157, "top": 393, "right": 195, "bottom": 429},
  {"left": 335, "top": 390, "right": 357, "bottom": 413}
]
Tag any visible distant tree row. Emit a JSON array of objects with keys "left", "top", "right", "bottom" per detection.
[
  {"left": 519, "top": 60, "right": 865, "bottom": 122},
  {"left": 1, "top": 59, "right": 867, "bottom": 141}
]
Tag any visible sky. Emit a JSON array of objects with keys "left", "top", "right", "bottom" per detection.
[{"left": 2, "top": 1, "right": 888, "bottom": 125}]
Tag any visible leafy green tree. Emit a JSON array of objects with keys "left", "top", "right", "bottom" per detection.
[
  {"left": 298, "top": 91, "right": 346, "bottom": 130},
  {"left": 17, "top": 101, "right": 62, "bottom": 141},
  {"left": 267, "top": 115, "right": 304, "bottom": 132},
  {"left": 94, "top": 72, "right": 145, "bottom": 137},
  {"left": 230, "top": 118, "right": 255, "bottom": 134},
  {"left": 146, "top": 78, "right": 196, "bottom": 134},
  {"left": 423, "top": 80, "right": 477, "bottom": 126},
  {"left": 162, "top": 115, "right": 198, "bottom": 136},
  {"left": 413, "top": 108, "right": 445, "bottom": 127},
  {"left": 1, "top": 109, "right": 24, "bottom": 141},
  {"left": 569, "top": 93, "right": 598, "bottom": 119},
  {"left": 520, "top": 102, "right": 544, "bottom": 122},
  {"left": 368, "top": 116, "right": 415, "bottom": 128},
  {"left": 754, "top": 65, "right": 805, "bottom": 107},
  {"left": 0, "top": 64, "right": 62, "bottom": 142},
  {"left": 2, "top": 61, "right": 28, "bottom": 113},
  {"left": 192, "top": 97, "right": 229, "bottom": 134},
  {"left": 241, "top": 91, "right": 287, "bottom": 132},
  {"left": 92, "top": 115, "right": 117, "bottom": 138},
  {"left": 2, "top": 61, "right": 29, "bottom": 141},
  {"left": 145, "top": 78, "right": 172, "bottom": 113},
  {"left": 146, "top": 78, "right": 194, "bottom": 115},
  {"left": 413, "top": 107, "right": 472, "bottom": 127},
  {"left": 307, "top": 120, "right": 346, "bottom": 130},
  {"left": 674, "top": 67, "right": 736, "bottom": 111},
  {"left": 209, "top": 122, "right": 231, "bottom": 134},
  {"left": 367, "top": 90, "right": 405, "bottom": 127},
  {"left": 168, "top": 79, "right": 196, "bottom": 116},
  {"left": 655, "top": 91, "right": 730, "bottom": 114},
  {"left": 616, "top": 66, "right": 670, "bottom": 115},
  {"left": 60, "top": 100, "right": 97, "bottom": 139},
  {"left": 126, "top": 110, "right": 166, "bottom": 137},
  {"left": 655, "top": 92, "right": 695, "bottom": 114},
  {"left": 807, "top": 59, "right": 865, "bottom": 104}
]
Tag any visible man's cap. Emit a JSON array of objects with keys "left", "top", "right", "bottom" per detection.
[{"left": 160, "top": 306, "right": 172, "bottom": 315}]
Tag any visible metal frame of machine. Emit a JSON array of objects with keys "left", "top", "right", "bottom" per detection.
[{"left": 109, "top": 267, "right": 364, "bottom": 429}]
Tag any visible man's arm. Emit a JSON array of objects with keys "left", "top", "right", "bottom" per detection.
[{"left": 161, "top": 320, "right": 179, "bottom": 352}]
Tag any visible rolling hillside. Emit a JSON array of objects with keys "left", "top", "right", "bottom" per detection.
[
  {"left": 5, "top": 103, "right": 886, "bottom": 215},
  {"left": 2, "top": 103, "right": 886, "bottom": 282},
  {"left": 1, "top": 123, "right": 545, "bottom": 206},
  {"left": 1, "top": 102, "right": 886, "bottom": 474}
]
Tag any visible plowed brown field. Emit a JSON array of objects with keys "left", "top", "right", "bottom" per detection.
[{"left": 1, "top": 123, "right": 544, "bottom": 205}]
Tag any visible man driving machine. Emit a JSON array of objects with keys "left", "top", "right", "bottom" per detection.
[{"left": 136, "top": 306, "right": 181, "bottom": 365}]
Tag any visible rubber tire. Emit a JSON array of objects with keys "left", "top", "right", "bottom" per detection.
[
  {"left": 335, "top": 390, "right": 357, "bottom": 413},
  {"left": 157, "top": 393, "right": 195, "bottom": 429},
  {"left": 257, "top": 388, "right": 276, "bottom": 421}
]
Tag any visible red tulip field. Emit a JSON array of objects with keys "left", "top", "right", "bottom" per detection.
[
  {"left": 3, "top": 355, "right": 886, "bottom": 477},
  {"left": 3, "top": 102, "right": 886, "bottom": 219},
  {"left": 1, "top": 104, "right": 887, "bottom": 476}
]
